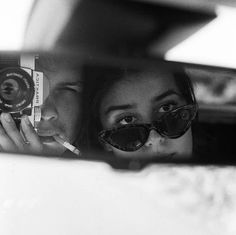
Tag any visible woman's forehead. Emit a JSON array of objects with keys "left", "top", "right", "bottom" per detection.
[
  {"left": 115, "top": 71, "right": 178, "bottom": 94},
  {"left": 101, "top": 71, "right": 180, "bottom": 109}
]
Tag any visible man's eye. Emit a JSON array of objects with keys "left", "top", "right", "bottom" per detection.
[
  {"left": 62, "top": 86, "right": 82, "bottom": 93},
  {"left": 118, "top": 116, "right": 136, "bottom": 125}
]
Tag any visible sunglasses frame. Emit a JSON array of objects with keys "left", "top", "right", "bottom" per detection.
[{"left": 99, "top": 104, "right": 198, "bottom": 152}]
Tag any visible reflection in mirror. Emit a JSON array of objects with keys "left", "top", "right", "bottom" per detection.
[
  {"left": 79, "top": 61, "right": 236, "bottom": 168},
  {"left": 187, "top": 67, "right": 236, "bottom": 122},
  {"left": 1, "top": 52, "right": 236, "bottom": 168},
  {"left": 188, "top": 66, "right": 236, "bottom": 164},
  {"left": 80, "top": 63, "right": 197, "bottom": 164},
  {"left": 0, "top": 52, "right": 82, "bottom": 157}
]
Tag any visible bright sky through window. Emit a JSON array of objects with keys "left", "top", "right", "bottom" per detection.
[
  {"left": 0, "top": 0, "right": 33, "bottom": 50},
  {"left": 166, "top": 6, "right": 236, "bottom": 69}
]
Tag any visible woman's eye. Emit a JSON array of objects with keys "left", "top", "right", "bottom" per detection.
[
  {"left": 159, "top": 103, "right": 176, "bottom": 113},
  {"left": 118, "top": 116, "right": 136, "bottom": 125}
]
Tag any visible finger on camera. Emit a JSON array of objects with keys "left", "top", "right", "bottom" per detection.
[
  {"left": 21, "top": 116, "right": 42, "bottom": 149},
  {"left": 0, "top": 113, "right": 25, "bottom": 150},
  {"left": 0, "top": 124, "right": 19, "bottom": 152}
]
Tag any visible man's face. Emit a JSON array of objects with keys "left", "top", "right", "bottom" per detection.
[{"left": 36, "top": 65, "right": 82, "bottom": 155}]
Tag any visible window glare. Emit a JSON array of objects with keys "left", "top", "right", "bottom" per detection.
[
  {"left": 0, "top": 0, "right": 34, "bottom": 50},
  {"left": 166, "top": 6, "right": 236, "bottom": 69}
]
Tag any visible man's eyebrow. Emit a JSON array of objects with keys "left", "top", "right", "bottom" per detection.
[
  {"left": 152, "top": 89, "right": 181, "bottom": 103},
  {"left": 104, "top": 104, "right": 134, "bottom": 116},
  {"left": 56, "top": 81, "right": 83, "bottom": 87}
]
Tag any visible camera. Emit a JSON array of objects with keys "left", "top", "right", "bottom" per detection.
[{"left": 0, "top": 53, "right": 45, "bottom": 128}]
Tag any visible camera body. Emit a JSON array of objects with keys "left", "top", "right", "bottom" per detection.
[{"left": 0, "top": 54, "right": 44, "bottom": 128}]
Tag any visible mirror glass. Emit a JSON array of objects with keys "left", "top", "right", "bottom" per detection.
[
  {"left": 79, "top": 59, "right": 236, "bottom": 168},
  {"left": 1, "top": 51, "right": 236, "bottom": 168}
]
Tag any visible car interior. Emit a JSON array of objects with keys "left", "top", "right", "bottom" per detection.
[{"left": 1, "top": 0, "right": 236, "bottom": 234}]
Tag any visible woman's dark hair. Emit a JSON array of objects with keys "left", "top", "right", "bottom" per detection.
[{"left": 78, "top": 63, "right": 197, "bottom": 155}]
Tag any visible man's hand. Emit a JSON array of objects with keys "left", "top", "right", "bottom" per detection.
[{"left": 0, "top": 113, "right": 44, "bottom": 154}]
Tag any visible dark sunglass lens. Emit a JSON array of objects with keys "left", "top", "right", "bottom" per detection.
[
  {"left": 160, "top": 107, "right": 195, "bottom": 137},
  {"left": 109, "top": 126, "right": 148, "bottom": 151}
]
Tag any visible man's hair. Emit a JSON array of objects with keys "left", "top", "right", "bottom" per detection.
[{"left": 36, "top": 53, "right": 81, "bottom": 73}]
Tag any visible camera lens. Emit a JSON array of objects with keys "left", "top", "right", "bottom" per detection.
[
  {"left": 1, "top": 78, "right": 20, "bottom": 101},
  {"left": 0, "top": 67, "right": 34, "bottom": 112}
]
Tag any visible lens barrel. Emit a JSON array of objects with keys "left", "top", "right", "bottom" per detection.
[{"left": 0, "top": 67, "right": 34, "bottom": 113}]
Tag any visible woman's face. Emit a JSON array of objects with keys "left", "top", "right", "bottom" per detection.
[{"left": 99, "top": 71, "right": 193, "bottom": 159}]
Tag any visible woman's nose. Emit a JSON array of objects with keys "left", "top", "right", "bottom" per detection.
[
  {"left": 144, "top": 129, "right": 165, "bottom": 150},
  {"left": 41, "top": 96, "right": 58, "bottom": 121}
]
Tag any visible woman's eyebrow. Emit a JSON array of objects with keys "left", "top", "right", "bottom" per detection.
[
  {"left": 104, "top": 104, "right": 134, "bottom": 116},
  {"left": 152, "top": 89, "right": 181, "bottom": 103}
]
